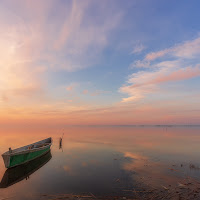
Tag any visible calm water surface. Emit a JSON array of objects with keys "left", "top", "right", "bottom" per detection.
[{"left": 0, "top": 126, "right": 200, "bottom": 199}]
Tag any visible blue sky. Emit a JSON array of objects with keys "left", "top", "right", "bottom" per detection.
[{"left": 0, "top": 0, "right": 200, "bottom": 125}]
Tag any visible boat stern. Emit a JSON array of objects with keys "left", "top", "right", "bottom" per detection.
[{"left": 2, "top": 154, "right": 10, "bottom": 168}]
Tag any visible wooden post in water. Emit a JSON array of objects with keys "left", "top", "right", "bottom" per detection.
[{"left": 59, "top": 132, "right": 64, "bottom": 150}]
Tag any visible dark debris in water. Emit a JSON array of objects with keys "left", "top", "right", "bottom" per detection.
[{"left": 37, "top": 178, "right": 200, "bottom": 200}]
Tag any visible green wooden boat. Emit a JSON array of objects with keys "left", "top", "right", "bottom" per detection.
[{"left": 2, "top": 137, "right": 52, "bottom": 168}]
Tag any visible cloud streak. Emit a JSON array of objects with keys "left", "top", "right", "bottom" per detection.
[
  {"left": 131, "top": 43, "right": 146, "bottom": 54},
  {"left": 0, "top": 0, "right": 123, "bottom": 104},
  {"left": 52, "top": 0, "right": 123, "bottom": 71},
  {"left": 121, "top": 36, "right": 200, "bottom": 103},
  {"left": 145, "top": 36, "right": 200, "bottom": 61}
]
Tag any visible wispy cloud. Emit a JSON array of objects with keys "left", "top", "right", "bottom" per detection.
[
  {"left": 54, "top": 0, "right": 90, "bottom": 50},
  {"left": 121, "top": 36, "right": 200, "bottom": 103},
  {"left": 82, "top": 90, "right": 89, "bottom": 94},
  {"left": 131, "top": 43, "right": 146, "bottom": 54},
  {"left": 52, "top": 0, "right": 123, "bottom": 71},
  {"left": 129, "top": 60, "right": 150, "bottom": 69},
  {"left": 120, "top": 65, "right": 200, "bottom": 102},
  {"left": 145, "top": 36, "right": 200, "bottom": 61},
  {"left": 66, "top": 83, "right": 78, "bottom": 92},
  {"left": 145, "top": 49, "right": 170, "bottom": 61},
  {"left": 0, "top": 0, "right": 123, "bottom": 104}
]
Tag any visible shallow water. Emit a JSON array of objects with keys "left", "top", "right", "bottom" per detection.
[{"left": 0, "top": 126, "right": 200, "bottom": 199}]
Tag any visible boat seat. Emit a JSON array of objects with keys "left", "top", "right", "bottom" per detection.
[
  {"left": 26, "top": 143, "right": 49, "bottom": 150},
  {"left": 33, "top": 143, "right": 49, "bottom": 148}
]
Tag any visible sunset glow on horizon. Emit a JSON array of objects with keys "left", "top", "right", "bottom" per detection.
[{"left": 0, "top": 0, "right": 200, "bottom": 126}]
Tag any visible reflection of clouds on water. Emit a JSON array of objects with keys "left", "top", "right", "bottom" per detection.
[
  {"left": 124, "top": 152, "right": 147, "bottom": 161},
  {"left": 121, "top": 151, "right": 200, "bottom": 190},
  {"left": 63, "top": 165, "right": 76, "bottom": 176},
  {"left": 52, "top": 147, "right": 133, "bottom": 196}
]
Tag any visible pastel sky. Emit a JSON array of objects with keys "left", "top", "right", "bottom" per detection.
[{"left": 0, "top": 0, "right": 200, "bottom": 125}]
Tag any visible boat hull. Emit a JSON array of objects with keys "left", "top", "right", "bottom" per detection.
[
  {"left": 2, "top": 138, "right": 52, "bottom": 168},
  {"left": 9, "top": 146, "right": 50, "bottom": 168}
]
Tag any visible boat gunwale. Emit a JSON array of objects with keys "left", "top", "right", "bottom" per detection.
[{"left": 3, "top": 144, "right": 51, "bottom": 157}]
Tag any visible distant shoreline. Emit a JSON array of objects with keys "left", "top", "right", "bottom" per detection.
[{"left": 63, "top": 124, "right": 200, "bottom": 127}]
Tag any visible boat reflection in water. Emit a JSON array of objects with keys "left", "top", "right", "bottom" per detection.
[{"left": 0, "top": 150, "right": 52, "bottom": 188}]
